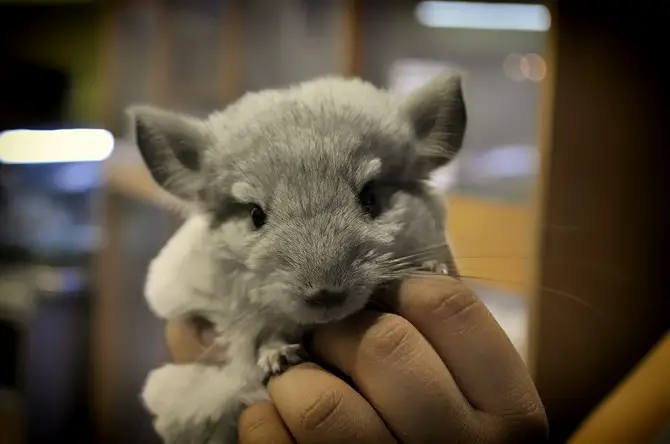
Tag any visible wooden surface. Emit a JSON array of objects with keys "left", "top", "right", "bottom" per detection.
[
  {"left": 529, "top": 3, "right": 669, "bottom": 442},
  {"left": 569, "top": 332, "right": 670, "bottom": 444}
]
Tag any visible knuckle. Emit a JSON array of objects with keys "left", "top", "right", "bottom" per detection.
[
  {"left": 360, "top": 314, "right": 416, "bottom": 361},
  {"left": 238, "top": 405, "right": 276, "bottom": 442},
  {"left": 423, "top": 282, "right": 480, "bottom": 321},
  {"left": 298, "top": 386, "right": 344, "bottom": 431},
  {"left": 238, "top": 417, "right": 269, "bottom": 442},
  {"left": 501, "top": 408, "right": 549, "bottom": 444}
]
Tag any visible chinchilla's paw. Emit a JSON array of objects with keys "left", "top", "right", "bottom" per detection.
[
  {"left": 420, "top": 260, "right": 450, "bottom": 276},
  {"left": 257, "top": 342, "right": 304, "bottom": 376},
  {"left": 142, "top": 363, "right": 267, "bottom": 444}
]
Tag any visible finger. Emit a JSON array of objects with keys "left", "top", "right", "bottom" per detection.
[
  {"left": 165, "top": 317, "right": 224, "bottom": 364},
  {"left": 311, "top": 311, "right": 476, "bottom": 443},
  {"left": 268, "top": 362, "right": 395, "bottom": 444},
  {"left": 165, "top": 319, "right": 205, "bottom": 363},
  {"left": 390, "top": 276, "right": 543, "bottom": 418},
  {"left": 238, "top": 402, "right": 294, "bottom": 444}
]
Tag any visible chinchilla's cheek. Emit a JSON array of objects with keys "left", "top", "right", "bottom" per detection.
[
  {"left": 208, "top": 219, "right": 256, "bottom": 261},
  {"left": 244, "top": 251, "right": 264, "bottom": 272},
  {"left": 241, "top": 233, "right": 280, "bottom": 272}
]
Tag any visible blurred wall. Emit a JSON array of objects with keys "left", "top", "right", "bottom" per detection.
[
  {"left": 105, "top": 0, "right": 350, "bottom": 130},
  {"left": 240, "top": 0, "right": 345, "bottom": 91},
  {"left": 95, "top": 192, "right": 177, "bottom": 444},
  {"left": 447, "top": 195, "right": 532, "bottom": 294},
  {"left": 358, "top": 0, "right": 545, "bottom": 158}
]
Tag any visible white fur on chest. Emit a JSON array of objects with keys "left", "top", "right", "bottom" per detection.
[
  {"left": 144, "top": 214, "right": 220, "bottom": 319},
  {"left": 142, "top": 214, "right": 279, "bottom": 444}
]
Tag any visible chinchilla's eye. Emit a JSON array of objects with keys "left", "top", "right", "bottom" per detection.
[
  {"left": 358, "top": 181, "right": 381, "bottom": 218},
  {"left": 250, "top": 204, "right": 266, "bottom": 229}
]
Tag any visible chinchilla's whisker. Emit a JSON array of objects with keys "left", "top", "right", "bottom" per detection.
[
  {"left": 195, "top": 341, "right": 220, "bottom": 365},
  {"left": 390, "top": 253, "right": 442, "bottom": 268},
  {"left": 452, "top": 255, "right": 530, "bottom": 260},
  {"left": 375, "top": 272, "right": 403, "bottom": 281},
  {"left": 388, "top": 257, "right": 436, "bottom": 270},
  {"left": 456, "top": 273, "right": 615, "bottom": 323},
  {"left": 384, "top": 269, "right": 415, "bottom": 279},
  {"left": 398, "top": 242, "right": 449, "bottom": 255},
  {"left": 386, "top": 261, "right": 419, "bottom": 271},
  {"left": 455, "top": 273, "right": 525, "bottom": 285},
  {"left": 386, "top": 255, "right": 440, "bottom": 272},
  {"left": 383, "top": 263, "right": 426, "bottom": 276},
  {"left": 539, "top": 286, "right": 613, "bottom": 323},
  {"left": 387, "top": 242, "right": 449, "bottom": 258},
  {"left": 405, "top": 270, "right": 447, "bottom": 278},
  {"left": 387, "top": 244, "right": 450, "bottom": 263},
  {"left": 454, "top": 255, "right": 638, "bottom": 286}
]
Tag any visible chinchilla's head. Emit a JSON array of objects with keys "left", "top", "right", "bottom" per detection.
[{"left": 127, "top": 73, "right": 466, "bottom": 325}]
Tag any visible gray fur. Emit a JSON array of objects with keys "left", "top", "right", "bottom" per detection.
[
  {"left": 132, "top": 73, "right": 467, "bottom": 444},
  {"left": 128, "top": 105, "right": 212, "bottom": 200}
]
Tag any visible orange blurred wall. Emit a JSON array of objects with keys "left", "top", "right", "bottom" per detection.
[{"left": 446, "top": 194, "right": 535, "bottom": 298}]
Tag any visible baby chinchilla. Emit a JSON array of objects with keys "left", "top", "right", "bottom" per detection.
[{"left": 130, "top": 72, "right": 467, "bottom": 444}]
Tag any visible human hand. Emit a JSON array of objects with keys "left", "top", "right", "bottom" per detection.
[
  {"left": 166, "top": 277, "right": 548, "bottom": 443},
  {"left": 165, "top": 314, "right": 219, "bottom": 364}
]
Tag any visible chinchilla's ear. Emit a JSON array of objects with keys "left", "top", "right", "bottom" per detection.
[
  {"left": 401, "top": 72, "right": 467, "bottom": 177},
  {"left": 126, "top": 105, "right": 210, "bottom": 201}
]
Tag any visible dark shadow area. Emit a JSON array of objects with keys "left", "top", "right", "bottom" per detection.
[{"left": 0, "top": 7, "right": 99, "bottom": 444}]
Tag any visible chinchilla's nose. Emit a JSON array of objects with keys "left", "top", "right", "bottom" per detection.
[{"left": 304, "top": 289, "right": 348, "bottom": 308}]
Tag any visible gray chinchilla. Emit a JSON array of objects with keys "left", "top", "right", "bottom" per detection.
[{"left": 128, "top": 73, "right": 467, "bottom": 444}]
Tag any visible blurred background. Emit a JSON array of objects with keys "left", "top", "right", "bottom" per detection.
[{"left": 0, "top": 1, "right": 666, "bottom": 443}]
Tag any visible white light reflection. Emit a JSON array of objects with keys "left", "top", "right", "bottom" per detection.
[
  {"left": 503, "top": 53, "right": 547, "bottom": 82},
  {"left": 0, "top": 128, "right": 114, "bottom": 164},
  {"left": 415, "top": 1, "right": 551, "bottom": 32}
]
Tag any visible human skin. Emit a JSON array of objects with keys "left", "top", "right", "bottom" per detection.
[{"left": 165, "top": 276, "right": 548, "bottom": 444}]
